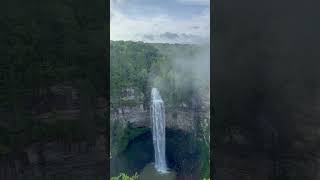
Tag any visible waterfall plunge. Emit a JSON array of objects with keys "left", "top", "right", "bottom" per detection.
[{"left": 151, "top": 88, "right": 168, "bottom": 173}]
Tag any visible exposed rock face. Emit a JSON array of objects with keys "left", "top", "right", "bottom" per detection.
[
  {"left": 0, "top": 136, "right": 106, "bottom": 180},
  {"left": 111, "top": 108, "right": 192, "bottom": 131},
  {"left": 111, "top": 105, "right": 206, "bottom": 133}
]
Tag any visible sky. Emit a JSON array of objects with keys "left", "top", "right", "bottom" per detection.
[{"left": 110, "top": 0, "right": 210, "bottom": 44}]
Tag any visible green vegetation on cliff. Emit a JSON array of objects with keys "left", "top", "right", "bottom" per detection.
[
  {"left": 110, "top": 172, "right": 139, "bottom": 180},
  {"left": 110, "top": 41, "right": 208, "bottom": 109},
  {"left": 111, "top": 41, "right": 210, "bottom": 178},
  {"left": 111, "top": 121, "right": 149, "bottom": 156}
]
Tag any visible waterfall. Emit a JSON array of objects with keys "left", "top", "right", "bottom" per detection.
[{"left": 151, "top": 88, "right": 168, "bottom": 173}]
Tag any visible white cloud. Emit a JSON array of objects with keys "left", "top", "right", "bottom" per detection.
[
  {"left": 176, "top": 0, "right": 210, "bottom": 5},
  {"left": 110, "top": 0, "right": 210, "bottom": 44}
]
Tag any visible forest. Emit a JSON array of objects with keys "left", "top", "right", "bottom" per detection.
[
  {"left": 110, "top": 40, "right": 210, "bottom": 179},
  {"left": 110, "top": 40, "right": 209, "bottom": 109}
]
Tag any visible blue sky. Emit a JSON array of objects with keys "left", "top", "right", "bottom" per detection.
[{"left": 110, "top": 0, "right": 210, "bottom": 44}]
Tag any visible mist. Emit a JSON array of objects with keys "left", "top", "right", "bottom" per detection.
[
  {"left": 172, "top": 44, "right": 210, "bottom": 91},
  {"left": 150, "top": 43, "right": 210, "bottom": 107}
]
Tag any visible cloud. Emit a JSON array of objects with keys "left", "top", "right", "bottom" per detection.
[
  {"left": 160, "top": 32, "right": 180, "bottom": 39},
  {"left": 110, "top": 0, "right": 210, "bottom": 44},
  {"left": 110, "top": 0, "right": 126, "bottom": 5},
  {"left": 139, "top": 32, "right": 207, "bottom": 44},
  {"left": 176, "top": 0, "right": 210, "bottom": 5},
  {"left": 143, "top": 34, "right": 155, "bottom": 40}
]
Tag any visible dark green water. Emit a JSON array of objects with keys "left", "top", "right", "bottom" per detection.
[
  {"left": 110, "top": 131, "right": 153, "bottom": 176},
  {"left": 139, "top": 163, "right": 176, "bottom": 180},
  {"left": 110, "top": 129, "right": 203, "bottom": 179}
]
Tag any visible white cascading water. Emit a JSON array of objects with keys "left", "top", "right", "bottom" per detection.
[{"left": 151, "top": 88, "right": 168, "bottom": 173}]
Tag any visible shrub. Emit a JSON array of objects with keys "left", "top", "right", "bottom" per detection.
[{"left": 110, "top": 172, "right": 139, "bottom": 180}]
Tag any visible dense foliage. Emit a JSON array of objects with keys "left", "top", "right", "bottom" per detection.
[
  {"left": 110, "top": 41, "right": 162, "bottom": 109},
  {"left": 111, "top": 121, "right": 149, "bottom": 157},
  {"left": 111, "top": 41, "right": 210, "bottom": 178},
  {"left": 110, "top": 41, "right": 208, "bottom": 109},
  {"left": 110, "top": 172, "right": 139, "bottom": 180}
]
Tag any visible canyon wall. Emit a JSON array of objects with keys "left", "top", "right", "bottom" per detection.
[{"left": 111, "top": 106, "right": 207, "bottom": 133}]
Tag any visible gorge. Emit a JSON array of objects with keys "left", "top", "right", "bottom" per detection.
[{"left": 110, "top": 41, "right": 210, "bottom": 179}]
